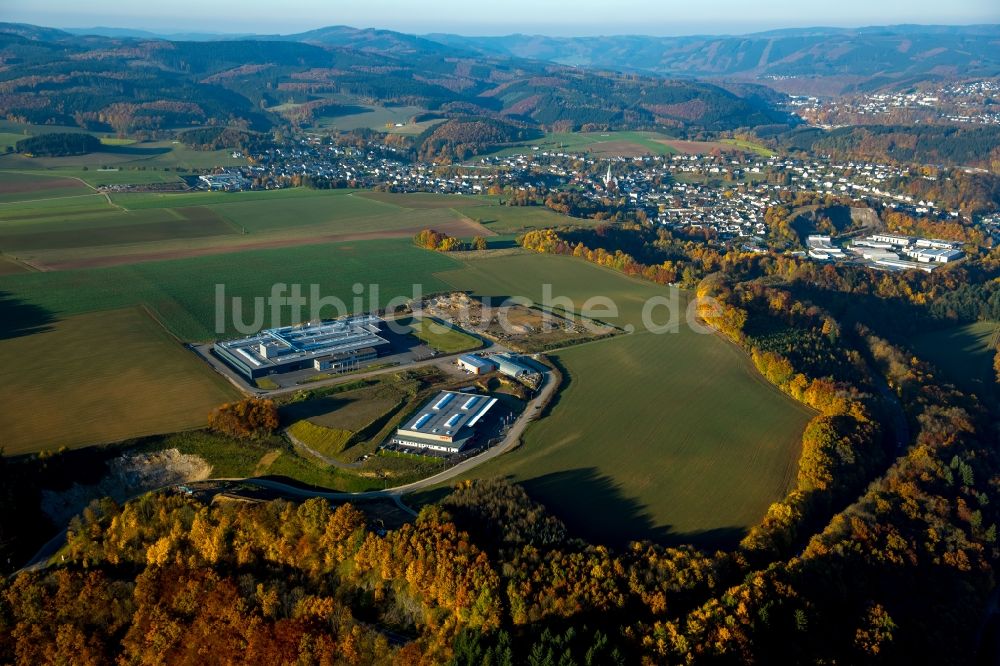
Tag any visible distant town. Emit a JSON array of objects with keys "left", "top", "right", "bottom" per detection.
[{"left": 163, "top": 134, "right": 998, "bottom": 267}]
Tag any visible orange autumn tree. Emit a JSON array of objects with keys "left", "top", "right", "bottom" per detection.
[{"left": 208, "top": 397, "right": 279, "bottom": 439}]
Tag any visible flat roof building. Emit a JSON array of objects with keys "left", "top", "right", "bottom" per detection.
[
  {"left": 457, "top": 354, "right": 497, "bottom": 375},
  {"left": 391, "top": 390, "right": 498, "bottom": 453},
  {"left": 214, "top": 315, "right": 389, "bottom": 380}
]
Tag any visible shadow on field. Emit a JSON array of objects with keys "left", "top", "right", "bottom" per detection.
[
  {"left": 0, "top": 291, "right": 56, "bottom": 340},
  {"left": 520, "top": 467, "right": 747, "bottom": 549},
  {"left": 100, "top": 145, "right": 171, "bottom": 157}
]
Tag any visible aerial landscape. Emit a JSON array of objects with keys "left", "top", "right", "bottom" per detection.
[{"left": 0, "top": 0, "right": 998, "bottom": 663}]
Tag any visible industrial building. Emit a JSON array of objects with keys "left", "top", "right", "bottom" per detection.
[
  {"left": 457, "top": 354, "right": 497, "bottom": 375},
  {"left": 391, "top": 390, "right": 498, "bottom": 453},
  {"left": 806, "top": 235, "right": 845, "bottom": 261},
  {"left": 493, "top": 353, "right": 537, "bottom": 380},
  {"left": 846, "top": 234, "right": 964, "bottom": 272},
  {"left": 214, "top": 315, "right": 390, "bottom": 380}
]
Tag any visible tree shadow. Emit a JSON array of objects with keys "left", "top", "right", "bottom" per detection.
[
  {"left": 518, "top": 467, "right": 747, "bottom": 549},
  {"left": 100, "top": 145, "right": 172, "bottom": 157},
  {"left": 0, "top": 290, "right": 56, "bottom": 340}
]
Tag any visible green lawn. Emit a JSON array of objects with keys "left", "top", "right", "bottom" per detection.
[
  {"left": 0, "top": 307, "right": 239, "bottom": 455},
  {"left": 395, "top": 315, "right": 482, "bottom": 354},
  {"left": 434, "top": 252, "right": 813, "bottom": 546},
  {"left": 910, "top": 321, "right": 998, "bottom": 398}
]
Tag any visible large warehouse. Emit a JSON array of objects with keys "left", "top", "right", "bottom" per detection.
[
  {"left": 391, "top": 390, "right": 498, "bottom": 453},
  {"left": 214, "top": 315, "right": 390, "bottom": 380}
]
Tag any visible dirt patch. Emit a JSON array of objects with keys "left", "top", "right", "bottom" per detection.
[
  {"left": 0, "top": 176, "right": 87, "bottom": 195},
  {"left": 34, "top": 217, "right": 495, "bottom": 270},
  {"left": 253, "top": 449, "right": 282, "bottom": 476},
  {"left": 40, "top": 448, "right": 212, "bottom": 526}
]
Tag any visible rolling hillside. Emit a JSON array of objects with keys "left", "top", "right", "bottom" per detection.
[
  {"left": 0, "top": 23, "right": 793, "bottom": 135},
  {"left": 429, "top": 25, "right": 1000, "bottom": 95}
]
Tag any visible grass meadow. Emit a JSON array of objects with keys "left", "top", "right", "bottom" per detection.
[
  {"left": 435, "top": 252, "right": 813, "bottom": 545},
  {"left": 0, "top": 307, "right": 239, "bottom": 455},
  {"left": 0, "top": 237, "right": 462, "bottom": 340},
  {"left": 394, "top": 315, "right": 482, "bottom": 354}
]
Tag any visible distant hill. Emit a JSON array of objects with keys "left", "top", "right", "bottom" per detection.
[
  {"left": 0, "top": 23, "right": 794, "bottom": 136},
  {"left": 427, "top": 25, "right": 1000, "bottom": 95}
]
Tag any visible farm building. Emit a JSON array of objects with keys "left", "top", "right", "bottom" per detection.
[
  {"left": 391, "top": 390, "right": 498, "bottom": 453},
  {"left": 493, "top": 353, "right": 537, "bottom": 380},
  {"left": 214, "top": 315, "right": 389, "bottom": 380},
  {"left": 457, "top": 354, "right": 497, "bottom": 375}
]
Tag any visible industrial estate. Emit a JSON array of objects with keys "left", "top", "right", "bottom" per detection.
[
  {"left": 214, "top": 315, "right": 389, "bottom": 380},
  {"left": 390, "top": 390, "right": 498, "bottom": 453},
  {"left": 1, "top": 14, "right": 998, "bottom": 665},
  {"left": 807, "top": 232, "right": 964, "bottom": 271}
]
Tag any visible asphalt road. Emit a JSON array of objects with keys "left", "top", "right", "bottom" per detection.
[
  {"left": 18, "top": 369, "right": 556, "bottom": 573},
  {"left": 245, "top": 369, "right": 555, "bottom": 498}
]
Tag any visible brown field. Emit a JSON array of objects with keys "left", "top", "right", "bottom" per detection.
[
  {"left": 655, "top": 140, "right": 742, "bottom": 154},
  {"left": 0, "top": 175, "right": 88, "bottom": 195},
  {"left": 0, "top": 255, "right": 31, "bottom": 275},
  {"left": 28, "top": 217, "right": 493, "bottom": 270}
]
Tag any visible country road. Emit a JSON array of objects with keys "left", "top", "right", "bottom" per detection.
[
  {"left": 18, "top": 369, "right": 557, "bottom": 574},
  {"left": 243, "top": 368, "right": 555, "bottom": 500}
]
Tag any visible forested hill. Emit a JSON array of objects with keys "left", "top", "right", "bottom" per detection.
[
  {"left": 0, "top": 23, "right": 793, "bottom": 136},
  {"left": 428, "top": 25, "right": 1000, "bottom": 95}
]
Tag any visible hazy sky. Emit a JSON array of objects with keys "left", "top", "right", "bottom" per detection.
[{"left": 3, "top": 0, "right": 999, "bottom": 36}]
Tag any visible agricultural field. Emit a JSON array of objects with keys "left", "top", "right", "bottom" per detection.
[
  {"left": 1, "top": 181, "right": 492, "bottom": 269},
  {"left": 483, "top": 130, "right": 680, "bottom": 159},
  {"left": 312, "top": 103, "right": 440, "bottom": 133},
  {"left": 436, "top": 252, "right": 813, "bottom": 545},
  {"left": 910, "top": 321, "right": 998, "bottom": 397},
  {"left": 0, "top": 171, "right": 92, "bottom": 202},
  {"left": 359, "top": 191, "right": 489, "bottom": 209},
  {"left": 0, "top": 237, "right": 462, "bottom": 341},
  {"left": 0, "top": 306, "right": 239, "bottom": 455},
  {"left": 0, "top": 255, "right": 31, "bottom": 275},
  {"left": 455, "top": 204, "right": 583, "bottom": 233}
]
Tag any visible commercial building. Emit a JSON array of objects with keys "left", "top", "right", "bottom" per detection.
[
  {"left": 214, "top": 315, "right": 390, "bottom": 380},
  {"left": 493, "top": 353, "right": 537, "bottom": 380},
  {"left": 391, "top": 390, "right": 499, "bottom": 453},
  {"left": 903, "top": 247, "right": 964, "bottom": 264},
  {"left": 806, "top": 235, "right": 845, "bottom": 261},
  {"left": 457, "top": 354, "right": 497, "bottom": 375}
]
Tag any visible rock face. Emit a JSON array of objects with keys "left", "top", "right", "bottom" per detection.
[{"left": 41, "top": 449, "right": 212, "bottom": 525}]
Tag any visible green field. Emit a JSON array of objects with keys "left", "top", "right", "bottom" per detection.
[
  {"left": 312, "top": 103, "right": 440, "bottom": 133},
  {"left": 435, "top": 252, "right": 814, "bottom": 545},
  {"left": 482, "top": 130, "right": 680, "bottom": 159},
  {"left": 911, "top": 321, "right": 998, "bottom": 397},
  {"left": 0, "top": 237, "right": 462, "bottom": 340},
  {"left": 1, "top": 181, "right": 493, "bottom": 269},
  {"left": 456, "top": 204, "right": 587, "bottom": 233},
  {"left": 0, "top": 307, "right": 239, "bottom": 455},
  {"left": 395, "top": 316, "right": 482, "bottom": 354}
]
